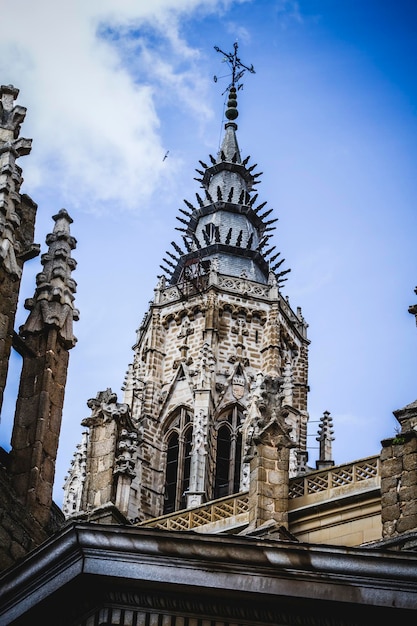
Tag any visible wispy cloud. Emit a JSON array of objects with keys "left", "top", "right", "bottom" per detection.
[
  {"left": 0, "top": 0, "right": 238, "bottom": 213},
  {"left": 274, "top": 0, "right": 304, "bottom": 28}
]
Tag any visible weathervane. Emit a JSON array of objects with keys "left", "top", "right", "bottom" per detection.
[{"left": 214, "top": 41, "right": 255, "bottom": 93}]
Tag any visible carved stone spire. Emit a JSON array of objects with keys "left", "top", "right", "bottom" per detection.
[
  {"left": 0, "top": 85, "right": 39, "bottom": 413},
  {"left": 9, "top": 210, "right": 78, "bottom": 528},
  {"left": 0, "top": 84, "right": 33, "bottom": 278},
  {"left": 20, "top": 208, "right": 78, "bottom": 346},
  {"left": 315, "top": 410, "right": 335, "bottom": 470}
]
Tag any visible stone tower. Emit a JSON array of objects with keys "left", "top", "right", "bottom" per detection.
[{"left": 64, "top": 46, "right": 310, "bottom": 523}]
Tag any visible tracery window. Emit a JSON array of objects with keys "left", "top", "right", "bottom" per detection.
[
  {"left": 214, "top": 406, "right": 243, "bottom": 499},
  {"left": 163, "top": 407, "right": 193, "bottom": 514}
]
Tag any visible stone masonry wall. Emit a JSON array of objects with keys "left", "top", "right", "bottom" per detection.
[
  {"left": 128, "top": 279, "right": 309, "bottom": 520},
  {"left": 380, "top": 431, "right": 417, "bottom": 538},
  {"left": 0, "top": 462, "right": 48, "bottom": 571}
]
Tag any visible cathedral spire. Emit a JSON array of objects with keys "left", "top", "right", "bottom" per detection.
[
  {"left": 158, "top": 44, "right": 291, "bottom": 290},
  {"left": 65, "top": 45, "right": 310, "bottom": 523}
]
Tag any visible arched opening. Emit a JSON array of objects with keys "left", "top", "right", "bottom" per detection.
[
  {"left": 163, "top": 408, "right": 193, "bottom": 514},
  {"left": 214, "top": 425, "right": 231, "bottom": 498},
  {"left": 214, "top": 406, "right": 243, "bottom": 499},
  {"left": 164, "top": 432, "right": 179, "bottom": 514},
  {"left": 180, "top": 425, "right": 193, "bottom": 509}
]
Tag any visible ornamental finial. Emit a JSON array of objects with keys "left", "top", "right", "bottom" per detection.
[{"left": 214, "top": 42, "right": 255, "bottom": 121}]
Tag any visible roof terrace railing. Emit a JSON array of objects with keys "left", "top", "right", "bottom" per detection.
[{"left": 137, "top": 455, "right": 380, "bottom": 531}]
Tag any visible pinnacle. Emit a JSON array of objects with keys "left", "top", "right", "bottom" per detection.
[{"left": 217, "top": 120, "right": 241, "bottom": 164}]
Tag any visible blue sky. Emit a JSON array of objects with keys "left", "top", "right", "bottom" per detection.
[{"left": 1, "top": 0, "right": 416, "bottom": 506}]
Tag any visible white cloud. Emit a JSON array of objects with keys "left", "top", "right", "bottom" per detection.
[{"left": 0, "top": 0, "right": 241, "bottom": 213}]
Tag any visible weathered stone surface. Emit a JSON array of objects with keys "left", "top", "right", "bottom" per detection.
[{"left": 381, "top": 425, "right": 417, "bottom": 538}]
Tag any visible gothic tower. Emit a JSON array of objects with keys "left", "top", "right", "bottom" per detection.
[{"left": 65, "top": 45, "right": 310, "bottom": 523}]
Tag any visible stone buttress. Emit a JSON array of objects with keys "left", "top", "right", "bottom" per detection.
[{"left": 9, "top": 209, "right": 78, "bottom": 527}]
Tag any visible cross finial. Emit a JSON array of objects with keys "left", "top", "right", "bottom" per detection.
[
  {"left": 214, "top": 41, "right": 255, "bottom": 91},
  {"left": 214, "top": 42, "right": 255, "bottom": 123}
]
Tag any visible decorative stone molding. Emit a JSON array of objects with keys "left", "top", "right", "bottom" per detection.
[
  {"left": 191, "top": 341, "right": 216, "bottom": 389},
  {"left": 114, "top": 429, "right": 139, "bottom": 477},
  {"left": 82, "top": 388, "right": 131, "bottom": 428},
  {"left": 191, "top": 409, "right": 208, "bottom": 456}
]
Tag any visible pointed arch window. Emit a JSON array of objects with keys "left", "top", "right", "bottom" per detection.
[
  {"left": 214, "top": 406, "right": 243, "bottom": 499},
  {"left": 164, "top": 408, "right": 193, "bottom": 514}
]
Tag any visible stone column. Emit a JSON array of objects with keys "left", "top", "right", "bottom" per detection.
[
  {"left": 247, "top": 417, "right": 294, "bottom": 530},
  {"left": 187, "top": 341, "right": 215, "bottom": 507},
  {"left": 244, "top": 374, "right": 295, "bottom": 530}
]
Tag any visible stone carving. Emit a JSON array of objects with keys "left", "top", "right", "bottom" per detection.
[
  {"left": 192, "top": 342, "right": 216, "bottom": 389},
  {"left": 62, "top": 431, "right": 88, "bottom": 518},
  {"left": 244, "top": 373, "right": 293, "bottom": 460},
  {"left": 231, "top": 318, "right": 248, "bottom": 337},
  {"left": 241, "top": 460, "right": 250, "bottom": 490},
  {"left": 114, "top": 428, "right": 139, "bottom": 477},
  {"left": 20, "top": 209, "right": 79, "bottom": 346},
  {"left": 191, "top": 409, "right": 208, "bottom": 456},
  {"left": 177, "top": 316, "right": 193, "bottom": 338},
  {"left": 281, "top": 355, "right": 293, "bottom": 406},
  {"left": 232, "top": 373, "right": 245, "bottom": 400},
  {"left": 82, "top": 388, "right": 131, "bottom": 427},
  {"left": 0, "top": 85, "right": 33, "bottom": 278}
]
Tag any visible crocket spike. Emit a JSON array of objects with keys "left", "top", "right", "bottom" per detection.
[
  {"left": 171, "top": 241, "right": 184, "bottom": 255},
  {"left": 196, "top": 193, "right": 205, "bottom": 207},
  {"left": 269, "top": 251, "right": 281, "bottom": 263},
  {"left": 253, "top": 201, "right": 267, "bottom": 213},
  {"left": 259, "top": 208, "right": 273, "bottom": 220},
  {"left": 162, "top": 258, "right": 176, "bottom": 269},
  {"left": 264, "top": 246, "right": 277, "bottom": 258},
  {"left": 184, "top": 199, "right": 196, "bottom": 211}
]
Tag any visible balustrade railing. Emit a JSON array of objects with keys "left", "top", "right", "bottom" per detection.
[{"left": 138, "top": 456, "right": 380, "bottom": 531}]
